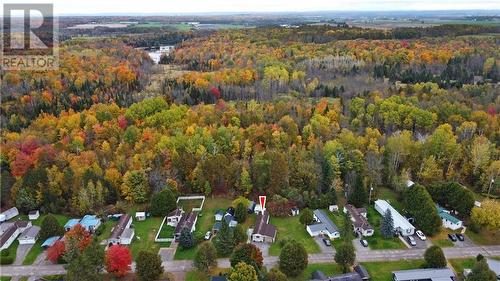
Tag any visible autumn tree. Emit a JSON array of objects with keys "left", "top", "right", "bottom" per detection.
[
  {"left": 105, "top": 245, "right": 132, "bottom": 277},
  {"left": 334, "top": 243, "right": 356, "bottom": 273},
  {"left": 279, "top": 240, "right": 308, "bottom": 277},
  {"left": 230, "top": 243, "right": 263, "bottom": 272},
  {"left": 47, "top": 240, "right": 65, "bottom": 263},
  {"left": 228, "top": 262, "right": 258, "bottom": 281},
  {"left": 265, "top": 268, "right": 288, "bottom": 281},
  {"left": 121, "top": 170, "right": 150, "bottom": 203},
  {"left": 194, "top": 242, "right": 217, "bottom": 272},
  {"left": 471, "top": 200, "right": 500, "bottom": 230}
]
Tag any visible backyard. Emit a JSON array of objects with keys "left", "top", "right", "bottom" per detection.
[
  {"left": 449, "top": 258, "right": 476, "bottom": 280},
  {"left": 129, "top": 216, "right": 169, "bottom": 259},
  {"left": 365, "top": 206, "right": 406, "bottom": 250},
  {"left": 268, "top": 216, "right": 320, "bottom": 256}
]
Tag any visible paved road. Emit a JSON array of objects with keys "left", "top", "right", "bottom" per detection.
[
  {"left": 2, "top": 245, "right": 500, "bottom": 277},
  {"left": 13, "top": 244, "right": 34, "bottom": 265}
]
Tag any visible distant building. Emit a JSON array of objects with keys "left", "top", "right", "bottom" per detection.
[
  {"left": 223, "top": 213, "right": 238, "bottom": 228},
  {"left": 307, "top": 209, "right": 340, "bottom": 239},
  {"left": 343, "top": 204, "right": 374, "bottom": 237},
  {"left": 329, "top": 205, "right": 339, "bottom": 212},
  {"left": 28, "top": 210, "right": 40, "bottom": 220},
  {"left": 392, "top": 268, "right": 455, "bottom": 281},
  {"left": 374, "top": 200, "right": 415, "bottom": 236},
  {"left": 309, "top": 265, "right": 370, "bottom": 281},
  {"left": 174, "top": 212, "right": 197, "bottom": 240},
  {"left": 291, "top": 207, "right": 300, "bottom": 216},
  {"left": 18, "top": 225, "right": 41, "bottom": 245},
  {"left": 166, "top": 209, "right": 184, "bottom": 227},
  {"left": 486, "top": 258, "right": 500, "bottom": 279},
  {"left": 1, "top": 221, "right": 31, "bottom": 250},
  {"left": 135, "top": 212, "right": 146, "bottom": 221},
  {"left": 0, "top": 207, "right": 19, "bottom": 222},
  {"left": 214, "top": 210, "right": 224, "bottom": 222},
  {"left": 436, "top": 205, "right": 463, "bottom": 230},
  {"left": 251, "top": 210, "right": 277, "bottom": 243},
  {"left": 108, "top": 214, "right": 134, "bottom": 245}
]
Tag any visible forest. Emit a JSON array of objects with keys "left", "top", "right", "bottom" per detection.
[{"left": 0, "top": 24, "right": 499, "bottom": 226}]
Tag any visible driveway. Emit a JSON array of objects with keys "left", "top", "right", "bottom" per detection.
[
  {"left": 452, "top": 234, "right": 475, "bottom": 248},
  {"left": 352, "top": 238, "right": 370, "bottom": 254},
  {"left": 14, "top": 244, "right": 34, "bottom": 265},
  {"left": 251, "top": 242, "right": 270, "bottom": 257},
  {"left": 315, "top": 237, "right": 335, "bottom": 254}
]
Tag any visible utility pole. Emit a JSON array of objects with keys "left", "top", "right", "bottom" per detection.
[
  {"left": 487, "top": 178, "right": 495, "bottom": 198},
  {"left": 369, "top": 185, "right": 374, "bottom": 204}
]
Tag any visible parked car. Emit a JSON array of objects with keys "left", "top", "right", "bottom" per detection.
[
  {"left": 360, "top": 239, "right": 368, "bottom": 247},
  {"left": 448, "top": 233, "right": 457, "bottom": 242},
  {"left": 204, "top": 231, "right": 212, "bottom": 240},
  {"left": 322, "top": 238, "right": 331, "bottom": 246},
  {"left": 456, "top": 233, "right": 465, "bottom": 241},
  {"left": 416, "top": 230, "right": 427, "bottom": 241},
  {"left": 407, "top": 236, "right": 417, "bottom": 246}
]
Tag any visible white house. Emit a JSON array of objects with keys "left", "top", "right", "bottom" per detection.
[
  {"left": 0, "top": 221, "right": 31, "bottom": 250},
  {"left": 306, "top": 210, "right": 340, "bottom": 239},
  {"left": 214, "top": 210, "right": 224, "bottom": 221},
  {"left": 374, "top": 200, "right": 415, "bottom": 236},
  {"left": 18, "top": 225, "right": 40, "bottom": 244},
  {"left": 344, "top": 204, "right": 374, "bottom": 237},
  {"left": 0, "top": 207, "right": 19, "bottom": 222},
  {"left": 28, "top": 210, "right": 40, "bottom": 220},
  {"left": 135, "top": 212, "right": 146, "bottom": 221},
  {"left": 166, "top": 209, "right": 184, "bottom": 227},
  {"left": 108, "top": 214, "right": 134, "bottom": 245},
  {"left": 437, "top": 206, "right": 463, "bottom": 230}
]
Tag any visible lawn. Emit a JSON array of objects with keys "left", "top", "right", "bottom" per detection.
[
  {"left": 376, "top": 187, "right": 404, "bottom": 212},
  {"left": 449, "top": 258, "right": 476, "bottom": 280},
  {"left": 22, "top": 240, "right": 44, "bottom": 265},
  {"left": 96, "top": 220, "right": 117, "bottom": 242},
  {"left": 129, "top": 217, "right": 169, "bottom": 259},
  {"left": 288, "top": 263, "right": 343, "bottom": 281},
  {"left": 362, "top": 260, "right": 426, "bottom": 281},
  {"left": 0, "top": 240, "right": 19, "bottom": 265},
  {"left": 324, "top": 210, "right": 354, "bottom": 249},
  {"left": 0, "top": 277, "right": 11, "bottom": 281},
  {"left": 430, "top": 229, "right": 454, "bottom": 248},
  {"left": 466, "top": 228, "right": 500, "bottom": 245},
  {"left": 186, "top": 268, "right": 228, "bottom": 281},
  {"left": 158, "top": 224, "right": 175, "bottom": 239},
  {"left": 365, "top": 207, "right": 406, "bottom": 250},
  {"left": 268, "top": 216, "right": 320, "bottom": 256},
  {"left": 177, "top": 198, "right": 204, "bottom": 212}
]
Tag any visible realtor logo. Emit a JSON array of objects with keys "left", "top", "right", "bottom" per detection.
[{"left": 1, "top": 3, "right": 59, "bottom": 70}]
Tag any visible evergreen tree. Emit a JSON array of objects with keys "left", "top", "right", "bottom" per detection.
[
  {"left": 381, "top": 209, "right": 394, "bottom": 238},
  {"left": 150, "top": 189, "right": 176, "bottom": 217},
  {"left": 334, "top": 243, "right": 356, "bottom": 273},
  {"left": 348, "top": 179, "right": 368, "bottom": 207},
  {"left": 213, "top": 219, "right": 235, "bottom": 256},
  {"left": 179, "top": 227, "right": 194, "bottom": 249},
  {"left": 466, "top": 259, "right": 497, "bottom": 281},
  {"left": 299, "top": 208, "right": 314, "bottom": 225},
  {"left": 404, "top": 184, "right": 442, "bottom": 235},
  {"left": 234, "top": 202, "right": 248, "bottom": 223},
  {"left": 233, "top": 224, "right": 247, "bottom": 245}
]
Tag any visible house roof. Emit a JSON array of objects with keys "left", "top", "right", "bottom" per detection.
[
  {"left": 110, "top": 214, "right": 132, "bottom": 240},
  {"left": 136, "top": 212, "right": 146, "bottom": 217},
  {"left": 0, "top": 222, "right": 14, "bottom": 234},
  {"left": 64, "top": 219, "right": 80, "bottom": 229},
  {"left": 15, "top": 221, "right": 30, "bottom": 228},
  {"left": 436, "top": 205, "right": 462, "bottom": 224},
  {"left": 215, "top": 210, "right": 224, "bottom": 216},
  {"left": 28, "top": 210, "right": 39, "bottom": 216},
  {"left": 121, "top": 228, "right": 134, "bottom": 239},
  {"left": 41, "top": 236, "right": 60, "bottom": 247},
  {"left": 224, "top": 214, "right": 236, "bottom": 225},
  {"left": 175, "top": 212, "right": 197, "bottom": 234},
  {"left": 353, "top": 265, "right": 370, "bottom": 279},
  {"left": 392, "top": 268, "right": 455, "bottom": 280},
  {"left": 213, "top": 221, "right": 222, "bottom": 231},
  {"left": 329, "top": 273, "right": 363, "bottom": 281},
  {"left": 167, "top": 208, "right": 183, "bottom": 218},
  {"left": 311, "top": 270, "right": 327, "bottom": 280},
  {"left": 0, "top": 224, "right": 18, "bottom": 247},
  {"left": 252, "top": 210, "right": 276, "bottom": 238},
  {"left": 486, "top": 259, "right": 500, "bottom": 276},
  {"left": 19, "top": 225, "right": 40, "bottom": 240},
  {"left": 345, "top": 204, "right": 373, "bottom": 231},
  {"left": 374, "top": 200, "right": 415, "bottom": 232},
  {"left": 308, "top": 209, "right": 339, "bottom": 235},
  {"left": 80, "top": 215, "right": 100, "bottom": 228},
  {"left": 1, "top": 207, "right": 19, "bottom": 219}
]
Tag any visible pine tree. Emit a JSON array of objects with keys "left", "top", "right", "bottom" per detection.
[
  {"left": 234, "top": 202, "right": 247, "bottom": 223},
  {"left": 213, "top": 219, "right": 235, "bottom": 256},
  {"left": 179, "top": 227, "right": 194, "bottom": 249},
  {"left": 381, "top": 209, "right": 394, "bottom": 238}
]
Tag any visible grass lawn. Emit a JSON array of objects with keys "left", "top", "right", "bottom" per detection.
[
  {"left": 177, "top": 198, "right": 204, "bottom": 212},
  {"left": 0, "top": 277, "right": 11, "bottom": 281},
  {"left": 129, "top": 217, "right": 169, "bottom": 259},
  {"left": 0, "top": 240, "right": 19, "bottom": 265},
  {"left": 324, "top": 210, "right": 353, "bottom": 249},
  {"left": 449, "top": 258, "right": 476, "bottom": 280},
  {"left": 365, "top": 207, "right": 406, "bottom": 250},
  {"left": 466, "top": 228, "right": 500, "bottom": 245},
  {"left": 362, "top": 260, "right": 425, "bottom": 281},
  {"left": 186, "top": 268, "right": 228, "bottom": 281},
  {"left": 158, "top": 224, "right": 175, "bottom": 239},
  {"left": 96, "top": 220, "right": 117, "bottom": 242},
  {"left": 174, "top": 246, "right": 198, "bottom": 260},
  {"left": 22, "top": 240, "right": 44, "bottom": 265},
  {"left": 15, "top": 214, "right": 70, "bottom": 227},
  {"left": 288, "top": 263, "right": 343, "bottom": 281},
  {"left": 376, "top": 187, "right": 404, "bottom": 212},
  {"left": 268, "top": 216, "right": 320, "bottom": 256}
]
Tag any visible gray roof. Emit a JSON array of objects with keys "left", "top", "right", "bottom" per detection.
[
  {"left": 19, "top": 225, "right": 40, "bottom": 239},
  {"left": 329, "top": 273, "right": 363, "bottom": 281},
  {"left": 109, "top": 214, "right": 132, "bottom": 240},
  {"left": 121, "top": 228, "right": 134, "bottom": 239},
  {"left": 392, "top": 268, "right": 455, "bottom": 281},
  {"left": 308, "top": 210, "right": 339, "bottom": 235},
  {"left": 486, "top": 259, "right": 500, "bottom": 276},
  {"left": 311, "top": 270, "right": 327, "bottom": 280},
  {"left": 0, "top": 222, "right": 14, "bottom": 234}
]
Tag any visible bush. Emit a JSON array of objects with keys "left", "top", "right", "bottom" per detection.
[
  {"left": 424, "top": 246, "right": 447, "bottom": 268},
  {"left": 150, "top": 189, "right": 176, "bottom": 217},
  {"left": 279, "top": 240, "right": 308, "bottom": 277},
  {"left": 299, "top": 208, "right": 314, "bottom": 225}
]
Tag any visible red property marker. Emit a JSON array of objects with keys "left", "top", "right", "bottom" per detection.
[{"left": 259, "top": 195, "right": 266, "bottom": 211}]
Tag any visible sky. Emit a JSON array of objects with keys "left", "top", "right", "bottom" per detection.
[{"left": 2, "top": 0, "right": 500, "bottom": 15}]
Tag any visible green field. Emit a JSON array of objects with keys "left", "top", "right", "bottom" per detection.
[
  {"left": 0, "top": 240, "right": 19, "bottom": 265},
  {"left": 268, "top": 216, "right": 320, "bottom": 256},
  {"left": 129, "top": 217, "right": 169, "bottom": 259},
  {"left": 177, "top": 198, "right": 204, "bottom": 212},
  {"left": 288, "top": 263, "right": 343, "bottom": 281},
  {"left": 158, "top": 224, "right": 175, "bottom": 239},
  {"left": 365, "top": 207, "right": 406, "bottom": 250},
  {"left": 362, "top": 260, "right": 426, "bottom": 281}
]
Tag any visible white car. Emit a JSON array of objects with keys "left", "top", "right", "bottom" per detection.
[
  {"left": 416, "top": 230, "right": 427, "bottom": 241},
  {"left": 204, "top": 231, "right": 212, "bottom": 240},
  {"left": 407, "top": 236, "right": 417, "bottom": 246}
]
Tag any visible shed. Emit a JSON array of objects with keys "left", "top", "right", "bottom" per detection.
[
  {"left": 64, "top": 219, "right": 80, "bottom": 231},
  {"left": 18, "top": 225, "right": 41, "bottom": 244},
  {"left": 214, "top": 210, "right": 224, "bottom": 221},
  {"left": 28, "top": 210, "right": 40, "bottom": 220},
  {"left": 135, "top": 212, "right": 146, "bottom": 221},
  {"left": 291, "top": 207, "right": 300, "bottom": 216}
]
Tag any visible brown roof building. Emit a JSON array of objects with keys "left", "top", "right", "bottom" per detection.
[
  {"left": 344, "top": 204, "right": 374, "bottom": 237},
  {"left": 174, "top": 212, "right": 198, "bottom": 239},
  {"left": 108, "top": 214, "right": 133, "bottom": 245},
  {"left": 251, "top": 210, "right": 277, "bottom": 243}
]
